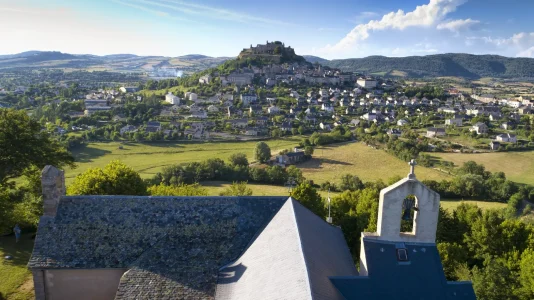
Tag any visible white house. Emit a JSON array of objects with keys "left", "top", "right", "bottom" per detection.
[
  {"left": 496, "top": 133, "right": 517, "bottom": 143},
  {"left": 361, "top": 113, "right": 377, "bottom": 121},
  {"left": 445, "top": 118, "right": 463, "bottom": 126},
  {"left": 471, "top": 122, "right": 488, "bottom": 135},
  {"left": 321, "top": 103, "right": 334, "bottom": 113},
  {"left": 207, "top": 105, "right": 219, "bottom": 113},
  {"left": 120, "top": 125, "right": 137, "bottom": 135},
  {"left": 267, "top": 106, "right": 281, "bottom": 114},
  {"left": 426, "top": 127, "right": 446, "bottom": 138},
  {"left": 356, "top": 78, "right": 377, "bottom": 89},
  {"left": 397, "top": 119, "right": 409, "bottom": 126},
  {"left": 189, "top": 93, "right": 198, "bottom": 101},
  {"left": 189, "top": 111, "right": 208, "bottom": 119},
  {"left": 198, "top": 75, "right": 212, "bottom": 84},
  {"left": 320, "top": 122, "right": 332, "bottom": 131},
  {"left": 241, "top": 94, "right": 258, "bottom": 106},
  {"left": 165, "top": 93, "right": 181, "bottom": 105}
]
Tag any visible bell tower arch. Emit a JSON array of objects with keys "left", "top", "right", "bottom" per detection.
[{"left": 376, "top": 159, "right": 440, "bottom": 243}]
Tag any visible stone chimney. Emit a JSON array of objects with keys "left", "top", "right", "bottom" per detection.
[{"left": 41, "top": 165, "right": 65, "bottom": 217}]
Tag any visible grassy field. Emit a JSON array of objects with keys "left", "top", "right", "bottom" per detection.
[
  {"left": 201, "top": 181, "right": 340, "bottom": 198},
  {"left": 65, "top": 138, "right": 301, "bottom": 185},
  {"left": 66, "top": 140, "right": 449, "bottom": 186},
  {"left": 440, "top": 199, "right": 507, "bottom": 211},
  {"left": 0, "top": 234, "right": 35, "bottom": 300},
  {"left": 430, "top": 151, "right": 534, "bottom": 185},
  {"left": 202, "top": 181, "right": 506, "bottom": 213},
  {"left": 299, "top": 142, "right": 449, "bottom": 184}
]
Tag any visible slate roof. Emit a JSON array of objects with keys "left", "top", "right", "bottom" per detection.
[
  {"left": 330, "top": 238, "right": 476, "bottom": 300},
  {"left": 29, "top": 196, "right": 287, "bottom": 299},
  {"left": 216, "top": 198, "right": 357, "bottom": 300}
]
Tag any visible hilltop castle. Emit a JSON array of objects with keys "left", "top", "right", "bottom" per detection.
[
  {"left": 238, "top": 40, "right": 303, "bottom": 63},
  {"left": 29, "top": 163, "right": 475, "bottom": 300},
  {"left": 247, "top": 41, "right": 292, "bottom": 55}
]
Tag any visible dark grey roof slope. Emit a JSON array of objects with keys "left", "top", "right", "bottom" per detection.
[
  {"left": 216, "top": 198, "right": 357, "bottom": 300},
  {"left": 330, "top": 238, "right": 476, "bottom": 300},
  {"left": 29, "top": 196, "right": 287, "bottom": 299}
]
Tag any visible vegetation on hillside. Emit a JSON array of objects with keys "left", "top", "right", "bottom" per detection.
[{"left": 323, "top": 53, "right": 534, "bottom": 78}]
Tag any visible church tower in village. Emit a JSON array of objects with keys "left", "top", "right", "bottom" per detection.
[{"left": 329, "top": 160, "right": 476, "bottom": 299}]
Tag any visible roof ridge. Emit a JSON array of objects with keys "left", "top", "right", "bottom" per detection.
[
  {"left": 289, "top": 197, "right": 314, "bottom": 300},
  {"left": 216, "top": 197, "right": 292, "bottom": 273}
]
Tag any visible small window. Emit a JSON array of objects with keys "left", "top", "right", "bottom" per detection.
[{"left": 397, "top": 248, "right": 409, "bottom": 261}]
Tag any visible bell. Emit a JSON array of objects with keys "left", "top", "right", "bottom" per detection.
[
  {"left": 402, "top": 197, "right": 415, "bottom": 221},
  {"left": 402, "top": 208, "right": 412, "bottom": 221}
]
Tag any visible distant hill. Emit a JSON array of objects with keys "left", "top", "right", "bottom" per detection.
[
  {"left": 303, "top": 55, "right": 330, "bottom": 64},
  {"left": 0, "top": 51, "right": 232, "bottom": 76},
  {"left": 3, "top": 50, "right": 534, "bottom": 79},
  {"left": 321, "top": 53, "right": 534, "bottom": 79},
  {"left": 178, "top": 54, "right": 211, "bottom": 60}
]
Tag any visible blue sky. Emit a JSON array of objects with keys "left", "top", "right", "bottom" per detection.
[{"left": 1, "top": 0, "right": 534, "bottom": 59}]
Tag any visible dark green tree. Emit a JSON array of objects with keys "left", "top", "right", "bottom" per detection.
[
  {"left": 291, "top": 181, "right": 325, "bottom": 217},
  {"left": 67, "top": 161, "right": 147, "bottom": 196},
  {"left": 254, "top": 141, "right": 271, "bottom": 163},
  {"left": 228, "top": 153, "right": 249, "bottom": 167},
  {"left": 0, "top": 109, "right": 75, "bottom": 185}
]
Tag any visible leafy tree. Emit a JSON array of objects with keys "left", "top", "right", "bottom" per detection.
[
  {"left": 228, "top": 153, "right": 249, "bottom": 166},
  {"left": 219, "top": 181, "right": 253, "bottom": 196},
  {"left": 438, "top": 242, "right": 469, "bottom": 280},
  {"left": 254, "top": 141, "right": 271, "bottom": 163},
  {"left": 304, "top": 146, "right": 314, "bottom": 156},
  {"left": 67, "top": 161, "right": 147, "bottom": 196},
  {"left": 472, "top": 257, "right": 519, "bottom": 300},
  {"left": 506, "top": 193, "right": 524, "bottom": 218},
  {"left": 286, "top": 165, "right": 304, "bottom": 183},
  {"left": 266, "top": 165, "right": 288, "bottom": 184},
  {"left": 339, "top": 174, "right": 364, "bottom": 191},
  {"left": 517, "top": 249, "right": 534, "bottom": 299},
  {"left": 291, "top": 181, "right": 325, "bottom": 217},
  {"left": 148, "top": 183, "right": 208, "bottom": 196},
  {"left": 249, "top": 167, "right": 268, "bottom": 182},
  {"left": 0, "top": 109, "right": 75, "bottom": 185},
  {"left": 458, "top": 161, "right": 490, "bottom": 179}
]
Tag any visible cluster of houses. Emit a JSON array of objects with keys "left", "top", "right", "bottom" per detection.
[
  {"left": 209, "top": 60, "right": 383, "bottom": 88},
  {"left": 108, "top": 81, "right": 533, "bottom": 148}
]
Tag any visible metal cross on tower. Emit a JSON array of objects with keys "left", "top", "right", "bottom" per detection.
[
  {"left": 326, "top": 189, "right": 332, "bottom": 224},
  {"left": 285, "top": 177, "right": 297, "bottom": 194},
  {"left": 408, "top": 159, "right": 417, "bottom": 179}
]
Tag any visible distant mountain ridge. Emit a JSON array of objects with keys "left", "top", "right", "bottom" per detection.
[
  {"left": 312, "top": 53, "right": 534, "bottom": 79},
  {"left": 0, "top": 51, "right": 233, "bottom": 76},
  {"left": 302, "top": 55, "right": 330, "bottom": 64},
  {"left": 2, "top": 50, "right": 534, "bottom": 79}
]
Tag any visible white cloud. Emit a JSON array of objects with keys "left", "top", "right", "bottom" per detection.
[
  {"left": 349, "top": 11, "right": 380, "bottom": 24},
  {"left": 437, "top": 18, "right": 479, "bottom": 32},
  {"left": 111, "top": 0, "right": 169, "bottom": 17},
  {"left": 125, "top": 0, "right": 292, "bottom": 26},
  {"left": 517, "top": 47, "right": 534, "bottom": 58},
  {"left": 469, "top": 32, "right": 534, "bottom": 57},
  {"left": 325, "top": 0, "right": 468, "bottom": 52},
  {"left": 391, "top": 45, "right": 438, "bottom": 56}
]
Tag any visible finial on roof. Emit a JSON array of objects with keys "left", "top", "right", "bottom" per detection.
[
  {"left": 326, "top": 189, "right": 332, "bottom": 224},
  {"left": 408, "top": 159, "right": 417, "bottom": 179}
]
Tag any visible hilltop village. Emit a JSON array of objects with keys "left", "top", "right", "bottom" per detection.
[{"left": 1, "top": 41, "right": 533, "bottom": 156}]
